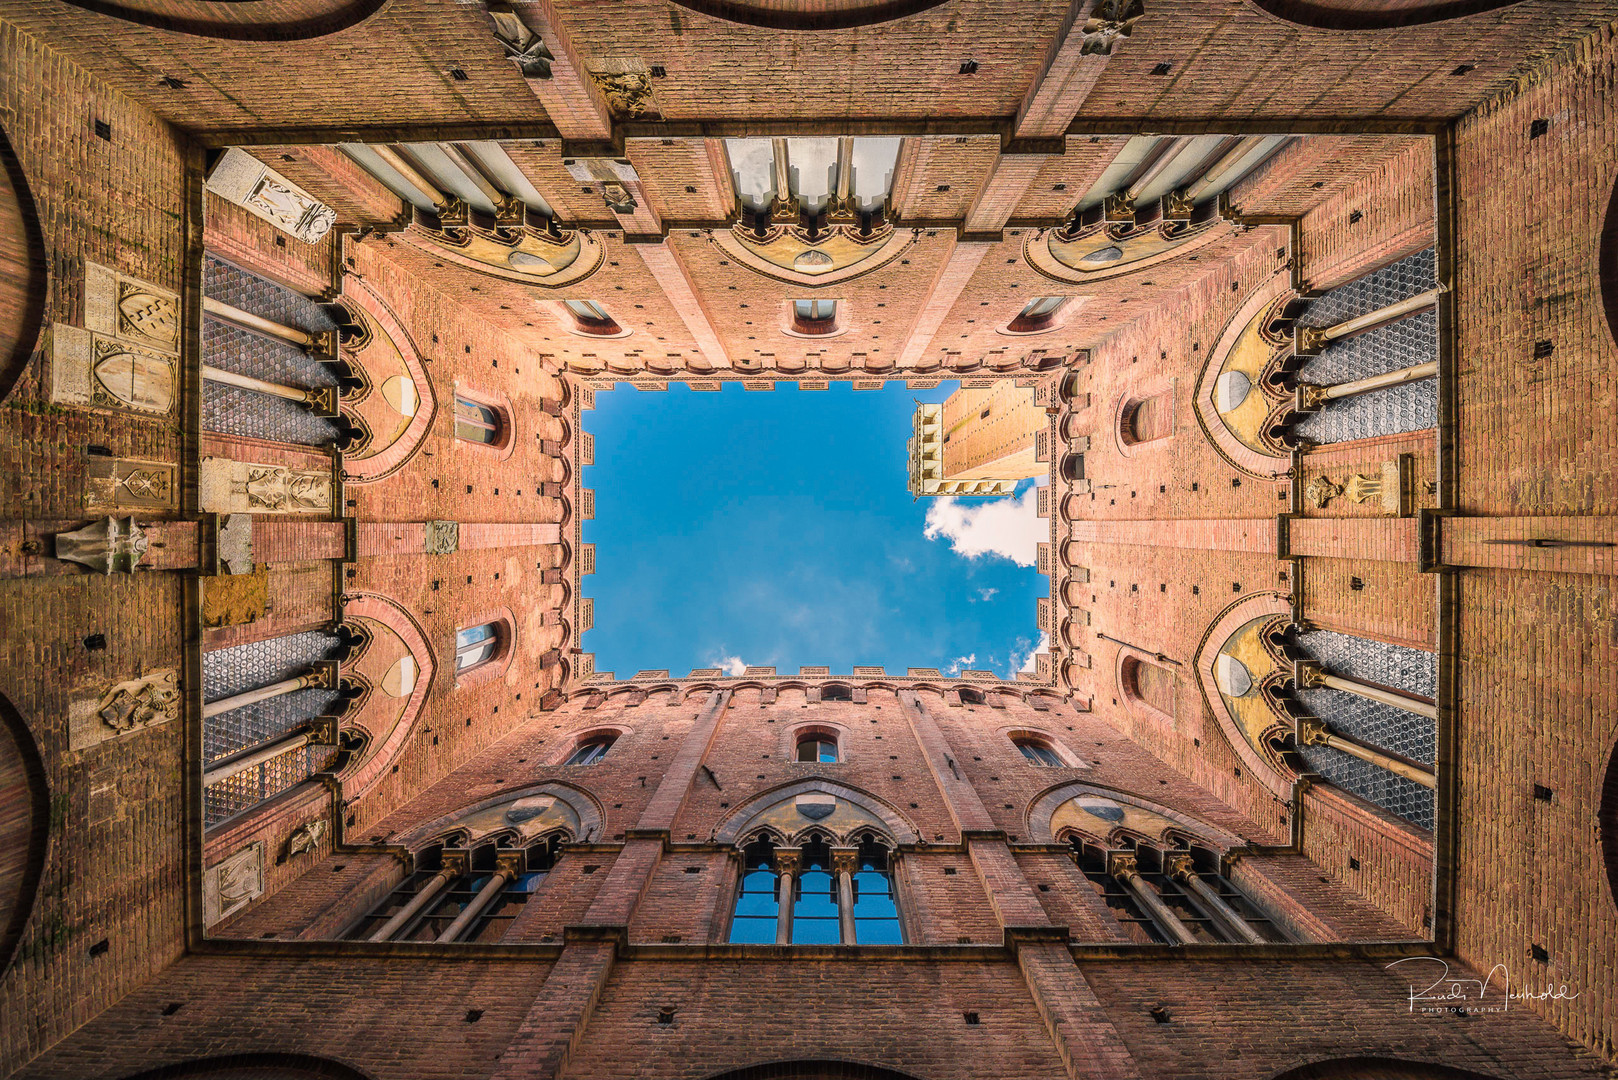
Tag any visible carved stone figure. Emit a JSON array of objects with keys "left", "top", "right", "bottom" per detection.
[
  {"left": 54, "top": 516, "right": 150, "bottom": 574},
  {"left": 285, "top": 819, "right": 329, "bottom": 859},
  {"left": 1080, "top": 0, "right": 1145, "bottom": 55},
  {"left": 425, "top": 519, "right": 461, "bottom": 555},
  {"left": 95, "top": 669, "right": 180, "bottom": 733},
  {"left": 589, "top": 69, "right": 656, "bottom": 118},
  {"left": 1304, "top": 474, "right": 1344, "bottom": 509},
  {"left": 241, "top": 466, "right": 333, "bottom": 512}
]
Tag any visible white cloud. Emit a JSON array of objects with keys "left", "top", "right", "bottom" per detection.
[
  {"left": 710, "top": 654, "right": 748, "bottom": 677},
  {"left": 1011, "top": 631, "right": 1050, "bottom": 675},
  {"left": 946, "top": 653, "right": 976, "bottom": 676},
  {"left": 923, "top": 486, "right": 1043, "bottom": 568},
  {"left": 972, "top": 587, "right": 999, "bottom": 603}
]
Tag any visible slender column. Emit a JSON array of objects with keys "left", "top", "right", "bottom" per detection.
[
  {"left": 203, "top": 296, "right": 315, "bottom": 350},
  {"left": 202, "top": 662, "right": 337, "bottom": 720},
  {"left": 773, "top": 850, "right": 800, "bottom": 945},
  {"left": 1295, "top": 289, "right": 1442, "bottom": 354},
  {"left": 1103, "top": 136, "right": 1187, "bottom": 220},
  {"left": 1297, "top": 717, "right": 1437, "bottom": 788},
  {"left": 372, "top": 145, "right": 451, "bottom": 211},
  {"left": 438, "top": 142, "right": 506, "bottom": 206},
  {"left": 832, "top": 848, "right": 859, "bottom": 945},
  {"left": 769, "top": 138, "right": 797, "bottom": 221},
  {"left": 436, "top": 852, "right": 523, "bottom": 943},
  {"left": 203, "top": 724, "right": 323, "bottom": 787},
  {"left": 1294, "top": 660, "right": 1438, "bottom": 721},
  {"left": 367, "top": 852, "right": 469, "bottom": 942},
  {"left": 1295, "top": 361, "right": 1439, "bottom": 413},
  {"left": 200, "top": 365, "right": 339, "bottom": 416},
  {"left": 1164, "top": 855, "right": 1263, "bottom": 944},
  {"left": 1180, "top": 136, "right": 1268, "bottom": 203},
  {"left": 1107, "top": 852, "right": 1196, "bottom": 945}
]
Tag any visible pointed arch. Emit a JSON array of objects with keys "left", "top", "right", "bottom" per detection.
[
  {"left": 1026, "top": 779, "right": 1245, "bottom": 848},
  {"left": 714, "top": 779, "right": 920, "bottom": 847},
  {"left": 397, "top": 779, "right": 605, "bottom": 849}
]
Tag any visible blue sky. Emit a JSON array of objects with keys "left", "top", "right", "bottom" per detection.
[{"left": 581, "top": 381, "right": 1048, "bottom": 679}]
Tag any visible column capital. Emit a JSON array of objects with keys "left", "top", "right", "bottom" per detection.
[
  {"left": 1292, "top": 658, "right": 1328, "bottom": 690},
  {"left": 1105, "top": 850, "right": 1138, "bottom": 880},
  {"left": 439, "top": 850, "right": 471, "bottom": 877},
  {"left": 773, "top": 849, "right": 802, "bottom": 876},
  {"left": 495, "top": 851, "right": 527, "bottom": 878},
  {"left": 1295, "top": 716, "right": 1332, "bottom": 747},
  {"left": 830, "top": 848, "right": 860, "bottom": 877},
  {"left": 1162, "top": 853, "right": 1196, "bottom": 882}
]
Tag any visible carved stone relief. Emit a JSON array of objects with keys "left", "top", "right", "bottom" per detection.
[
  {"left": 585, "top": 62, "right": 658, "bottom": 119},
  {"left": 203, "top": 841, "right": 265, "bottom": 926},
  {"left": 206, "top": 147, "right": 337, "bottom": 244},
  {"left": 50, "top": 325, "right": 177, "bottom": 418},
  {"left": 1080, "top": 0, "right": 1145, "bottom": 55},
  {"left": 202, "top": 568, "right": 269, "bottom": 629},
  {"left": 199, "top": 457, "right": 333, "bottom": 515},
  {"left": 84, "top": 261, "right": 180, "bottom": 354},
  {"left": 1304, "top": 457, "right": 1412, "bottom": 516},
  {"left": 284, "top": 818, "right": 328, "bottom": 860},
  {"left": 68, "top": 668, "right": 180, "bottom": 751},
  {"left": 54, "top": 516, "right": 150, "bottom": 574},
  {"left": 424, "top": 519, "right": 460, "bottom": 554},
  {"left": 85, "top": 455, "right": 178, "bottom": 512}
]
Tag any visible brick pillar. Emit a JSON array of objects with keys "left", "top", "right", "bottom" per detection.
[
  {"left": 897, "top": 692, "right": 1139, "bottom": 1079},
  {"left": 486, "top": 938, "right": 618, "bottom": 1080}
]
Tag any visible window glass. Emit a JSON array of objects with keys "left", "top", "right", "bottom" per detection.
[
  {"left": 454, "top": 395, "right": 500, "bottom": 444},
  {"left": 565, "top": 299, "right": 610, "bottom": 322},
  {"left": 455, "top": 623, "right": 498, "bottom": 671},
  {"left": 1016, "top": 739, "right": 1063, "bottom": 767},
  {"left": 797, "top": 736, "right": 838, "bottom": 763},
  {"left": 1020, "top": 295, "right": 1067, "bottom": 319},
  {"left": 853, "top": 857, "right": 903, "bottom": 944},
  {"left": 793, "top": 298, "right": 836, "bottom": 321},
  {"left": 565, "top": 736, "right": 615, "bottom": 765},
  {"left": 791, "top": 856, "right": 841, "bottom": 944},
  {"left": 728, "top": 858, "right": 780, "bottom": 944}
]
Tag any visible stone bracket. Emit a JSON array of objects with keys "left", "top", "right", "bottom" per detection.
[{"left": 199, "top": 512, "right": 255, "bottom": 577}]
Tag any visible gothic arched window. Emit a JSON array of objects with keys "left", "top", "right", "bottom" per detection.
[
  {"left": 1013, "top": 735, "right": 1063, "bottom": 767},
  {"left": 345, "top": 835, "right": 560, "bottom": 943},
  {"left": 453, "top": 394, "right": 504, "bottom": 445},
  {"left": 454, "top": 622, "right": 501, "bottom": 672},
  {"left": 728, "top": 839, "right": 781, "bottom": 944},
  {"left": 1007, "top": 295, "right": 1069, "bottom": 334}
]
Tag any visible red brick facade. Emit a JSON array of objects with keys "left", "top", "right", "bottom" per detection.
[{"left": 0, "top": 1, "right": 1616, "bottom": 1077}]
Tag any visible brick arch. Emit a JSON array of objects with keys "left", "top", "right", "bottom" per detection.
[
  {"left": 50, "top": 0, "right": 389, "bottom": 39},
  {"left": 1244, "top": 0, "right": 1525, "bottom": 29},
  {"left": 1269, "top": 1058, "right": 1507, "bottom": 1080},
  {"left": 1026, "top": 779, "right": 1244, "bottom": 848},
  {"left": 0, "top": 122, "right": 45, "bottom": 407},
  {"left": 698, "top": 1061, "right": 928, "bottom": 1080},
  {"left": 115, "top": 1054, "right": 375, "bottom": 1079},
  {"left": 397, "top": 779, "right": 606, "bottom": 848},
  {"left": 1602, "top": 176, "right": 1618, "bottom": 352},
  {"left": 336, "top": 275, "right": 438, "bottom": 482},
  {"left": 1602, "top": 739, "right": 1618, "bottom": 912},
  {"left": 0, "top": 691, "right": 49, "bottom": 973},
  {"left": 669, "top": 0, "right": 947, "bottom": 29}
]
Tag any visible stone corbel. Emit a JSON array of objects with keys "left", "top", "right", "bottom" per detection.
[
  {"left": 1080, "top": 0, "right": 1145, "bottom": 54},
  {"left": 54, "top": 516, "right": 150, "bottom": 574},
  {"left": 485, "top": 1, "right": 555, "bottom": 79}
]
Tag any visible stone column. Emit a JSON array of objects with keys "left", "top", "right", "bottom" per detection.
[
  {"left": 1107, "top": 852, "right": 1197, "bottom": 945},
  {"left": 1293, "top": 288, "right": 1441, "bottom": 355},
  {"left": 1297, "top": 717, "right": 1436, "bottom": 788},
  {"left": 202, "top": 660, "right": 338, "bottom": 720},
  {"left": 1293, "top": 362, "right": 1439, "bottom": 413},
  {"left": 1164, "top": 854, "right": 1264, "bottom": 945},
  {"left": 366, "top": 851, "right": 468, "bottom": 942},
  {"left": 773, "top": 849, "right": 801, "bottom": 946},
  {"left": 1294, "top": 659, "right": 1438, "bottom": 721},
  {"left": 202, "top": 716, "right": 337, "bottom": 788},
  {"left": 832, "top": 847, "right": 859, "bottom": 945},
  {"left": 436, "top": 851, "right": 524, "bottom": 943}
]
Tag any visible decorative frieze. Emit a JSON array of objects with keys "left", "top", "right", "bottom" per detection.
[
  {"left": 205, "top": 147, "right": 336, "bottom": 244},
  {"left": 84, "top": 455, "right": 178, "bottom": 512},
  {"left": 200, "top": 457, "right": 334, "bottom": 515},
  {"left": 69, "top": 668, "right": 180, "bottom": 751}
]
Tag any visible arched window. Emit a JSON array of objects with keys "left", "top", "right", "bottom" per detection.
[
  {"left": 820, "top": 684, "right": 853, "bottom": 702},
  {"left": 728, "top": 832, "right": 904, "bottom": 945},
  {"left": 453, "top": 394, "right": 503, "bottom": 444},
  {"left": 345, "top": 835, "right": 560, "bottom": 943},
  {"left": 728, "top": 838, "right": 781, "bottom": 944},
  {"left": 1007, "top": 294, "right": 1069, "bottom": 334},
  {"left": 1013, "top": 735, "right": 1063, "bottom": 767},
  {"left": 1121, "top": 655, "right": 1177, "bottom": 717},
  {"left": 454, "top": 622, "right": 500, "bottom": 672},
  {"left": 565, "top": 734, "right": 616, "bottom": 765},
  {"left": 852, "top": 838, "right": 903, "bottom": 944},
  {"left": 563, "top": 299, "right": 625, "bottom": 336},
  {"left": 1120, "top": 390, "right": 1173, "bottom": 445},
  {"left": 797, "top": 731, "right": 839, "bottom": 763},
  {"left": 1060, "top": 453, "right": 1085, "bottom": 482},
  {"left": 1071, "top": 838, "right": 1288, "bottom": 945},
  {"left": 791, "top": 298, "right": 840, "bottom": 335}
]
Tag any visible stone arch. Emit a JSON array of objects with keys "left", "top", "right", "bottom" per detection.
[
  {"left": 714, "top": 779, "right": 920, "bottom": 847},
  {"left": 669, "top": 0, "right": 946, "bottom": 29},
  {"left": 1026, "top": 779, "right": 1245, "bottom": 847},
  {"left": 698, "top": 1061, "right": 928, "bottom": 1080},
  {"left": 0, "top": 693, "right": 49, "bottom": 973},
  {"left": 335, "top": 275, "right": 438, "bottom": 482},
  {"left": 1194, "top": 281, "right": 1298, "bottom": 478},
  {"left": 1269, "top": 1058, "right": 1507, "bottom": 1080},
  {"left": 336, "top": 594, "right": 436, "bottom": 800},
  {"left": 0, "top": 122, "right": 45, "bottom": 407},
  {"left": 1195, "top": 592, "right": 1297, "bottom": 799},
  {"left": 115, "top": 1054, "right": 375, "bottom": 1079},
  {"left": 1244, "top": 0, "right": 1526, "bottom": 29},
  {"left": 52, "top": 0, "right": 389, "bottom": 39},
  {"left": 398, "top": 779, "right": 605, "bottom": 848}
]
